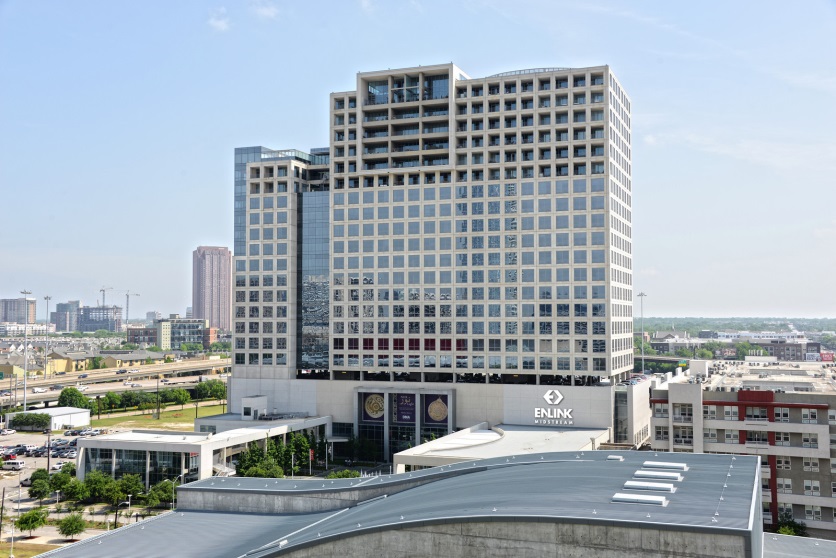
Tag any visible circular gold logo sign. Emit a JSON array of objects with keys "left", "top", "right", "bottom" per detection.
[
  {"left": 364, "top": 394, "right": 385, "bottom": 419},
  {"left": 427, "top": 396, "right": 448, "bottom": 422}
]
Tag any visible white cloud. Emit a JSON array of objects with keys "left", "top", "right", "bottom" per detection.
[
  {"left": 250, "top": 0, "right": 279, "bottom": 19},
  {"left": 208, "top": 7, "right": 230, "bottom": 31}
]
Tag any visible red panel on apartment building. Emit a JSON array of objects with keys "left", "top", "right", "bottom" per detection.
[{"left": 736, "top": 390, "right": 774, "bottom": 403}]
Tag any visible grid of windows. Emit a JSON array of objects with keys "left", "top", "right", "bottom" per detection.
[{"left": 233, "top": 64, "right": 633, "bottom": 386}]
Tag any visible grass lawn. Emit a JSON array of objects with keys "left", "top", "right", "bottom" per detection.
[
  {"left": 90, "top": 404, "right": 226, "bottom": 430},
  {"left": 0, "top": 542, "right": 61, "bottom": 557}
]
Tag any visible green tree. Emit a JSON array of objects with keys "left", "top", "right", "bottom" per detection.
[
  {"left": 326, "top": 469, "right": 360, "bottom": 479},
  {"left": 695, "top": 348, "right": 714, "bottom": 359},
  {"left": 9, "top": 412, "right": 51, "bottom": 430},
  {"left": 61, "top": 462, "right": 77, "bottom": 477},
  {"left": 89, "top": 356, "right": 105, "bottom": 370},
  {"left": 103, "top": 391, "right": 122, "bottom": 412},
  {"left": 50, "top": 472, "right": 72, "bottom": 494},
  {"left": 58, "top": 512, "right": 86, "bottom": 540},
  {"left": 776, "top": 509, "right": 808, "bottom": 537},
  {"left": 148, "top": 480, "right": 174, "bottom": 506},
  {"left": 146, "top": 345, "right": 163, "bottom": 353},
  {"left": 194, "top": 379, "right": 226, "bottom": 401},
  {"left": 16, "top": 507, "right": 48, "bottom": 537},
  {"left": 170, "top": 388, "right": 191, "bottom": 409},
  {"left": 119, "top": 474, "right": 144, "bottom": 499},
  {"left": 102, "top": 479, "right": 125, "bottom": 507},
  {"left": 210, "top": 341, "right": 231, "bottom": 352},
  {"left": 29, "top": 468, "right": 50, "bottom": 484},
  {"left": 633, "top": 336, "right": 658, "bottom": 356},
  {"left": 181, "top": 343, "right": 204, "bottom": 352},
  {"left": 29, "top": 479, "right": 51, "bottom": 505},
  {"left": 735, "top": 341, "right": 764, "bottom": 360},
  {"left": 83, "top": 470, "right": 111, "bottom": 502},
  {"left": 63, "top": 478, "right": 89, "bottom": 502},
  {"left": 121, "top": 343, "right": 139, "bottom": 350},
  {"left": 58, "top": 387, "right": 89, "bottom": 409}
]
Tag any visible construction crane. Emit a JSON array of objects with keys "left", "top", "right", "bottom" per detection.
[
  {"left": 125, "top": 291, "right": 140, "bottom": 325},
  {"left": 99, "top": 286, "right": 113, "bottom": 306}
]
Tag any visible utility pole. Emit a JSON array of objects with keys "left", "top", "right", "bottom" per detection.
[
  {"left": 21, "top": 289, "right": 31, "bottom": 412},
  {"left": 44, "top": 295, "right": 51, "bottom": 380},
  {"left": 638, "top": 292, "right": 647, "bottom": 374}
]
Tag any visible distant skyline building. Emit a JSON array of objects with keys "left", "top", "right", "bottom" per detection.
[
  {"left": 78, "top": 305, "right": 122, "bottom": 332},
  {"left": 192, "top": 246, "right": 231, "bottom": 331},
  {"left": 51, "top": 300, "right": 80, "bottom": 332},
  {"left": 0, "top": 297, "right": 36, "bottom": 325},
  {"left": 146, "top": 311, "right": 162, "bottom": 324}
]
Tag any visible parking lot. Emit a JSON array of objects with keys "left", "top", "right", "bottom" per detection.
[{"left": 0, "top": 430, "right": 80, "bottom": 509}]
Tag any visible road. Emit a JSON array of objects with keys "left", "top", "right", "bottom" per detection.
[{"left": 1, "top": 359, "right": 231, "bottom": 408}]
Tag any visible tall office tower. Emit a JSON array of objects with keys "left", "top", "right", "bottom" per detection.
[
  {"left": 0, "top": 298, "right": 36, "bottom": 324},
  {"left": 51, "top": 300, "right": 80, "bottom": 332},
  {"left": 231, "top": 64, "right": 636, "bottom": 459},
  {"left": 192, "top": 246, "right": 232, "bottom": 331},
  {"left": 146, "top": 311, "right": 162, "bottom": 324}
]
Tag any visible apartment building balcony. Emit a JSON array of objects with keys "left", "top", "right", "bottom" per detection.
[{"left": 672, "top": 414, "right": 693, "bottom": 424}]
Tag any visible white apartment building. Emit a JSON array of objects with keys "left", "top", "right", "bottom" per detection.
[
  {"left": 229, "top": 63, "right": 639, "bottom": 461},
  {"left": 650, "top": 362, "right": 836, "bottom": 536}
]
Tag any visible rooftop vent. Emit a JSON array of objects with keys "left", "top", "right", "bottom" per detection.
[
  {"left": 642, "top": 460, "right": 688, "bottom": 471},
  {"left": 607, "top": 455, "right": 625, "bottom": 462},
  {"left": 634, "top": 470, "right": 683, "bottom": 482},
  {"left": 623, "top": 481, "right": 676, "bottom": 493},
  {"left": 612, "top": 493, "right": 668, "bottom": 506}
]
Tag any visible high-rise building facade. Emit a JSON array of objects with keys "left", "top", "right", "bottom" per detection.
[
  {"left": 51, "top": 300, "right": 80, "bottom": 332},
  {"left": 77, "top": 305, "right": 122, "bottom": 332},
  {"left": 192, "top": 246, "right": 232, "bottom": 331},
  {"left": 229, "top": 64, "right": 636, "bottom": 460},
  {"left": 0, "top": 298, "right": 36, "bottom": 324}
]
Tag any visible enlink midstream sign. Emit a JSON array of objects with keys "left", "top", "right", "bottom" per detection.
[{"left": 534, "top": 389, "right": 574, "bottom": 425}]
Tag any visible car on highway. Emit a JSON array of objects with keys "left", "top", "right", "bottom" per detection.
[
  {"left": 0, "top": 391, "right": 10, "bottom": 397},
  {"left": 78, "top": 374, "right": 88, "bottom": 379},
  {"left": 161, "top": 379, "right": 170, "bottom": 383},
  {"left": 116, "top": 369, "right": 128, "bottom": 374},
  {"left": 32, "top": 388, "right": 47, "bottom": 394},
  {"left": 49, "top": 384, "right": 65, "bottom": 391},
  {"left": 130, "top": 383, "right": 142, "bottom": 388},
  {"left": 77, "top": 386, "right": 89, "bottom": 392},
  {"left": 0, "top": 429, "right": 16, "bottom": 435}
]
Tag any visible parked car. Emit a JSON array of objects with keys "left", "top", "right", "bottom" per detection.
[
  {"left": 20, "top": 476, "right": 33, "bottom": 487},
  {"left": 3, "top": 454, "right": 17, "bottom": 461},
  {"left": 63, "top": 450, "right": 77, "bottom": 459},
  {"left": 79, "top": 429, "right": 93, "bottom": 436},
  {"left": 0, "top": 429, "right": 15, "bottom": 435},
  {"left": 3, "top": 460, "right": 25, "bottom": 471},
  {"left": 50, "top": 462, "right": 66, "bottom": 471},
  {"left": 64, "top": 430, "right": 77, "bottom": 436}
]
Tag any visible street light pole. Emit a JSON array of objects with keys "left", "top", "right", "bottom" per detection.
[
  {"left": 43, "top": 296, "right": 51, "bottom": 380},
  {"left": 21, "top": 290, "right": 31, "bottom": 412},
  {"left": 638, "top": 292, "right": 647, "bottom": 374}
]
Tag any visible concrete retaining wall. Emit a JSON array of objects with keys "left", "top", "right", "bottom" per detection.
[
  {"left": 177, "top": 471, "right": 474, "bottom": 514},
  {"left": 275, "top": 521, "right": 750, "bottom": 558}
]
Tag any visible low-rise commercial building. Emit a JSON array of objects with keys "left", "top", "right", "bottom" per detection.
[
  {"left": 76, "top": 414, "right": 330, "bottom": 489},
  {"left": 6, "top": 406, "right": 90, "bottom": 431},
  {"left": 127, "top": 316, "right": 216, "bottom": 350}
]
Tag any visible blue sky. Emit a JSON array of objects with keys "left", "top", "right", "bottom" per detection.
[{"left": 1, "top": 0, "right": 835, "bottom": 319}]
